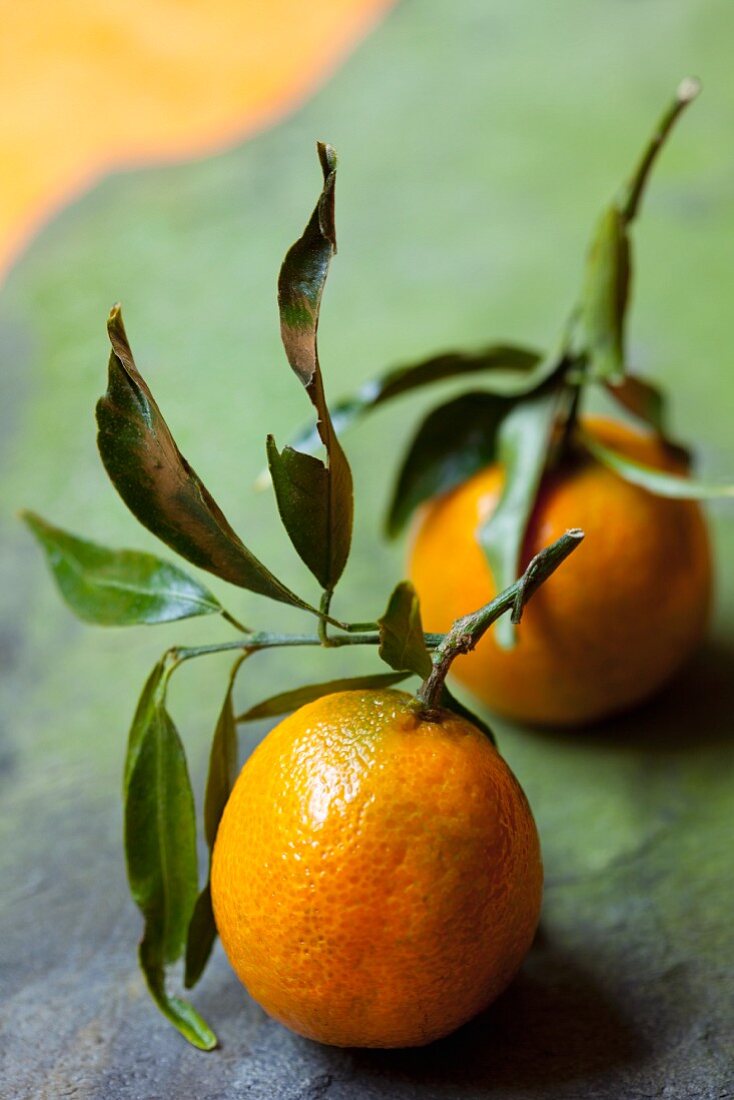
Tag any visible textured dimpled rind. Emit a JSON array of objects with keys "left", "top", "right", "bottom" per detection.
[{"left": 211, "top": 689, "right": 543, "bottom": 1047}]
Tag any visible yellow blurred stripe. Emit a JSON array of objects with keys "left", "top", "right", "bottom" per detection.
[{"left": 0, "top": 0, "right": 394, "bottom": 274}]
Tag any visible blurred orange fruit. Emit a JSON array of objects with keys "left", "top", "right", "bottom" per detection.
[
  {"left": 409, "top": 416, "right": 712, "bottom": 727},
  {"left": 211, "top": 688, "right": 542, "bottom": 1047},
  {"left": 1, "top": 0, "right": 394, "bottom": 275}
]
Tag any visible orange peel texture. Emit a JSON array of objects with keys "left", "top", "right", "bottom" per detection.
[{"left": 212, "top": 689, "right": 543, "bottom": 1047}]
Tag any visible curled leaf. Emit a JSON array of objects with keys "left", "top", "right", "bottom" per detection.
[
  {"left": 378, "top": 581, "right": 433, "bottom": 678},
  {"left": 21, "top": 511, "right": 221, "bottom": 626},
  {"left": 386, "top": 392, "right": 512, "bottom": 538},
  {"left": 236, "top": 671, "right": 410, "bottom": 723},
  {"left": 580, "top": 429, "right": 734, "bottom": 499},
  {"left": 278, "top": 142, "right": 337, "bottom": 386},
  {"left": 97, "top": 306, "right": 308, "bottom": 608},
  {"left": 274, "top": 143, "right": 353, "bottom": 589}
]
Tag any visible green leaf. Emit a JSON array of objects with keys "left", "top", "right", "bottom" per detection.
[
  {"left": 185, "top": 674, "right": 240, "bottom": 988},
  {"left": 605, "top": 374, "right": 668, "bottom": 433},
  {"left": 282, "top": 344, "right": 543, "bottom": 459},
  {"left": 202, "top": 680, "right": 240, "bottom": 850},
  {"left": 97, "top": 305, "right": 308, "bottom": 609},
  {"left": 183, "top": 884, "right": 217, "bottom": 990},
  {"left": 386, "top": 391, "right": 512, "bottom": 538},
  {"left": 580, "top": 430, "right": 734, "bottom": 499},
  {"left": 266, "top": 437, "right": 332, "bottom": 589},
  {"left": 580, "top": 205, "right": 630, "bottom": 383},
  {"left": 378, "top": 581, "right": 433, "bottom": 677},
  {"left": 477, "top": 382, "right": 565, "bottom": 649},
  {"left": 21, "top": 511, "right": 222, "bottom": 626},
  {"left": 124, "top": 660, "right": 217, "bottom": 1047},
  {"left": 140, "top": 938, "right": 218, "bottom": 1051},
  {"left": 184, "top": 885, "right": 217, "bottom": 992},
  {"left": 574, "top": 83, "right": 700, "bottom": 391},
  {"left": 125, "top": 675, "right": 198, "bottom": 964},
  {"left": 440, "top": 684, "right": 496, "bottom": 747},
  {"left": 274, "top": 143, "right": 353, "bottom": 589},
  {"left": 236, "top": 671, "right": 411, "bottom": 723},
  {"left": 123, "top": 660, "right": 167, "bottom": 789}
]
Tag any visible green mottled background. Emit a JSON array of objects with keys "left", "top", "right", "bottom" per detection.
[{"left": 2, "top": 1, "right": 733, "bottom": 1096}]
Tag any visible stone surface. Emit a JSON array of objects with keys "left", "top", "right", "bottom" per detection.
[{"left": 1, "top": 0, "right": 734, "bottom": 1096}]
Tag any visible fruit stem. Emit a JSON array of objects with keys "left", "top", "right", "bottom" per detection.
[
  {"left": 415, "top": 529, "right": 585, "bottom": 713},
  {"left": 619, "top": 77, "right": 701, "bottom": 225}
]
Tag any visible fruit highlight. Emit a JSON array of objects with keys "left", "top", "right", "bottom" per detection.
[{"left": 212, "top": 689, "right": 542, "bottom": 1048}]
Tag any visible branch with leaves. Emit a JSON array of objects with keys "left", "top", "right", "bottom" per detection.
[
  {"left": 23, "top": 145, "right": 583, "bottom": 1049},
  {"left": 272, "top": 79, "right": 734, "bottom": 648}
]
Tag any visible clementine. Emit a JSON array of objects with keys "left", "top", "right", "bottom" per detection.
[
  {"left": 409, "top": 416, "right": 712, "bottom": 727},
  {"left": 211, "top": 688, "right": 542, "bottom": 1047}
]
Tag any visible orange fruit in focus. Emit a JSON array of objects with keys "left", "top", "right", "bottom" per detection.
[
  {"left": 409, "top": 416, "right": 712, "bottom": 727},
  {"left": 211, "top": 689, "right": 542, "bottom": 1048}
]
